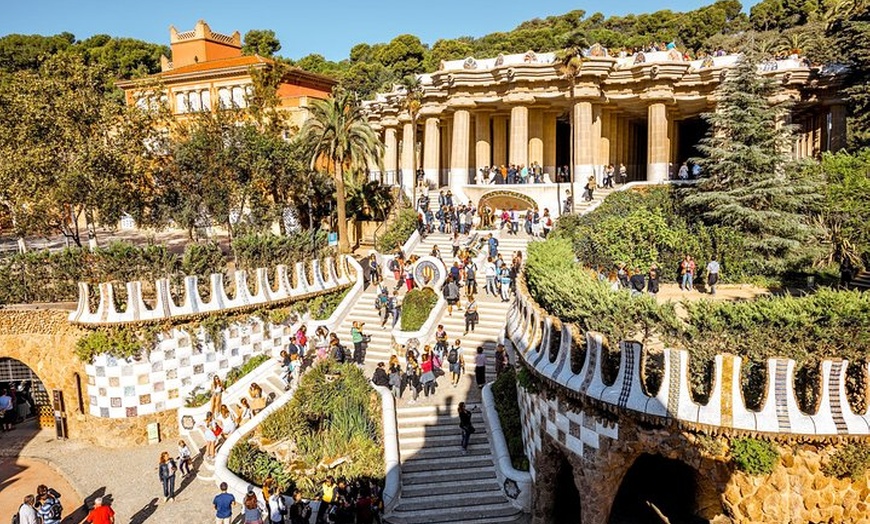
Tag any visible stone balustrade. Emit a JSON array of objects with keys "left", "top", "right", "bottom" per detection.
[
  {"left": 508, "top": 276, "right": 870, "bottom": 437},
  {"left": 69, "top": 256, "right": 354, "bottom": 325}
]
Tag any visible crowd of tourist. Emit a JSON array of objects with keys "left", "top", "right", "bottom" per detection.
[
  {"left": 0, "top": 381, "right": 36, "bottom": 432},
  {"left": 16, "top": 484, "right": 114, "bottom": 524},
  {"left": 599, "top": 253, "right": 722, "bottom": 297}
]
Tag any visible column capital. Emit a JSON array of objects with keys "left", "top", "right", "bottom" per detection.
[
  {"left": 419, "top": 105, "right": 446, "bottom": 117},
  {"left": 446, "top": 97, "right": 476, "bottom": 109},
  {"left": 503, "top": 93, "right": 536, "bottom": 105}
]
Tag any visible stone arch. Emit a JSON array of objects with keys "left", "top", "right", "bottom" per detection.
[
  {"left": 478, "top": 190, "right": 538, "bottom": 214},
  {"left": 607, "top": 453, "right": 712, "bottom": 524},
  {"left": 0, "top": 357, "right": 52, "bottom": 421},
  {"left": 532, "top": 435, "right": 583, "bottom": 524}
]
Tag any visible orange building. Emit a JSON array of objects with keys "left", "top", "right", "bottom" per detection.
[{"left": 118, "top": 20, "right": 336, "bottom": 130}]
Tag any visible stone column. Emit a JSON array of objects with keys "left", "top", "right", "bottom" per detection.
[
  {"left": 600, "top": 110, "right": 612, "bottom": 170},
  {"left": 573, "top": 101, "right": 594, "bottom": 181},
  {"left": 543, "top": 112, "right": 557, "bottom": 179},
  {"left": 492, "top": 116, "right": 508, "bottom": 166},
  {"left": 400, "top": 122, "right": 415, "bottom": 196},
  {"left": 383, "top": 127, "right": 398, "bottom": 186},
  {"left": 528, "top": 108, "right": 544, "bottom": 168},
  {"left": 591, "top": 105, "right": 603, "bottom": 185},
  {"left": 422, "top": 117, "right": 440, "bottom": 188},
  {"left": 475, "top": 112, "right": 491, "bottom": 173},
  {"left": 509, "top": 105, "right": 529, "bottom": 168},
  {"left": 450, "top": 109, "right": 471, "bottom": 187},
  {"left": 647, "top": 102, "right": 669, "bottom": 183},
  {"left": 830, "top": 104, "right": 846, "bottom": 152}
]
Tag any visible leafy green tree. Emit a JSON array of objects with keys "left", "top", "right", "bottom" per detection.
[
  {"left": 423, "top": 39, "right": 473, "bottom": 71},
  {"left": 828, "top": 0, "right": 870, "bottom": 148},
  {"left": 684, "top": 54, "right": 818, "bottom": 265},
  {"left": 373, "top": 35, "right": 426, "bottom": 79},
  {"left": 242, "top": 29, "right": 282, "bottom": 57},
  {"left": 556, "top": 30, "right": 588, "bottom": 196},
  {"left": 301, "top": 89, "right": 383, "bottom": 253},
  {"left": 341, "top": 61, "right": 394, "bottom": 99},
  {"left": 0, "top": 32, "right": 74, "bottom": 73},
  {"left": 77, "top": 35, "right": 169, "bottom": 79},
  {"left": 0, "top": 55, "right": 160, "bottom": 249}
]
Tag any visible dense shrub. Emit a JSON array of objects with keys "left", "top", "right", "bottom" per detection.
[
  {"left": 227, "top": 440, "right": 295, "bottom": 492},
  {"left": 823, "top": 443, "right": 870, "bottom": 479},
  {"left": 400, "top": 287, "right": 438, "bottom": 331},
  {"left": 237, "top": 361, "right": 383, "bottom": 495},
  {"left": 75, "top": 328, "right": 148, "bottom": 363},
  {"left": 491, "top": 368, "right": 529, "bottom": 471},
  {"left": 232, "top": 231, "right": 329, "bottom": 271},
  {"left": 552, "top": 187, "right": 777, "bottom": 283},
  {"left": 730, "top": 438, "right": 779, "bottom": 475},
  {"left": 376, "top": 207, "right": 418, "bottom": 253},
  {"left": 524, "top": 237, "right": 870, "bottom": 409}
]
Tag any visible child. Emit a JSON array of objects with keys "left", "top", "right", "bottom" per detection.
[{"left": 177, "top": 440, "right": 192, "bottom": 476}]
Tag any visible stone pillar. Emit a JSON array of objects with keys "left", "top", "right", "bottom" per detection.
[
  {"left": 384, "top": 127, "right": 398, "bottom": 186},
  {"left": 573, "top": 101, "right": 594, "bottom": 181},
  {"left": 830, "top": 104, "right": 846, "bottom": 152},
  {"left": 422, "top": 117, "right": 440, "bottom": 188},
  {"left": 647, "top": 102, "right": 669, "bottom": 183},
  {"left": 492, "top": 116, "right": 508, "bottom": 166},
  {"left": 401, "top": 122, "right": 415, "bottom": 196},
  {"left": 475, "top": 112, "right": 491, "bottom": 173},
  {"left": 543, "top": 112, "right": 557, "bottom": 178},
  {"left": 600, "top": 110, "right": 612, "bottom": 170},
  {"left": 450, "top": 109, "right": 471, "bottom": 188},
  {"left": 591, "top": 105, "right": 603, "bottom": 185},
  {"left": 509, "top": 105, "right": 529, "bottom": 167},
  {"left": 528, "top": 108, "right": 544, "bottom": 168}
]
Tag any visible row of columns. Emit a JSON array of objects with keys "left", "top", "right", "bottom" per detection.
[{"left": 378, "top": 101, "right": 848, "bottom": 196}]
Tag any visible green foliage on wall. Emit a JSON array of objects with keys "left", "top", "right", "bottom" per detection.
[
  {"left": 491, "top": 367, "right": 530, "bottom": 471},
  {"left": 235, "top": 361, "right": 383, "bottom": 495},
  {"left": 823, "top": 443, "right": 870, "bottom": 480},
  {"left": 400, "top": 287, "right": 438, "bottom": 332},
  {"left": 75, "top": 327, "right": 148, "bottom": 363},
  {"left": 376, "top": 207, "right": 418, "bottom": 253},
  {"left": 730, "top": 438, "right": 780, "bottom": 476}
]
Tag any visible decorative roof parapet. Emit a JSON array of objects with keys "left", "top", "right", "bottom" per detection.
[
  {"left": 508, "top": 275, "right": 870, "bottom": 438},
  {"left": 69, "top": 256, "right": 355, "bottom": 326}
]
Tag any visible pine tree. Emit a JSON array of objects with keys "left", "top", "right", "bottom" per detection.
[
  {"left": 684, "top": 53, "right": 818, "bottom": 263},
  {"left": 828, "top": 0, "right": 870, "bottom": 148}
]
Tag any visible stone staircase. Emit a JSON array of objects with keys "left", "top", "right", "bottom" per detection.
[
  {"left": 383, "top": 229, "right": 530, "bottom": 524},
  {"left": 573, "top": 185, "right": 615, "bottom": 214}
]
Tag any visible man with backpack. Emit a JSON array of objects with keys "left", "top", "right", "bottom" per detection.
[
  {"left": 36, "top": 485, "right": 62, "bottom": 524},
  {"left": 447, "top": 339, "right": 465, "bottom": 387}
]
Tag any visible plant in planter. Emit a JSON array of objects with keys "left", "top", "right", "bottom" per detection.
[{"left": 400, "top": 287, "right": 438, "bottom": 331}]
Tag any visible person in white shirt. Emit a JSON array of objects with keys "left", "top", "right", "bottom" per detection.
[
  {"left": 18, "top": 495, "right": 39, "bottom": 524},
  {"left": 484, "top": 257, "right": 498, "bottom": 296}
]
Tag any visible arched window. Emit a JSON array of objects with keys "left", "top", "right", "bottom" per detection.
[
  {"left": 201, "top": 90, "right": 211, "bottom": 111},
  {"left": 188, "top": 91, "right": 201, "bottom": 112},
  {"left": 218, "top": 88, "right": 231, "bottom": 109},
  {"left": 231, "top": 86, "right": 246, "bottom": 108},
  {"left": 175, "top": 92, "right": 187, "bottom": 113}
]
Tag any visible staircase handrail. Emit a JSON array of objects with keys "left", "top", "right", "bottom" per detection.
[
  {"left": 373, "top": 384, "right": 401, "bottom": 513},
  {"left": 306, "top": 256, "right": 366, "bottom": 334},
  {"left": 481, "top": 382, "right": 532, "bottom": 511}
]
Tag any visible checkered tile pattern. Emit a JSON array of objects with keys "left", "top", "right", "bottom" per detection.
[
  {"left": 517, "top": 387, "right": 619, "bottom": 479},
  {"left": 85, "top": 320, "right": 294, "bottom": 418}
]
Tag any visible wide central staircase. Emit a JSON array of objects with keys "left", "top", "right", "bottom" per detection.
[{"left": 375, "top": 225, "right": 531, "bottom": 524}]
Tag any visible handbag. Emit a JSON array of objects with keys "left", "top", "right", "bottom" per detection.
[{"left": 212, "top": 424, "right": 223, "bottom": 438}]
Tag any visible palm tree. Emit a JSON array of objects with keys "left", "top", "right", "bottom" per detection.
[
  {"left": 301, "top": 89, "right": 383, "bottom": 253},
  {"left": 399, "top": 75, "right": 423, "bottom": 204},
  {"left": 555, "top": 30, "right": 589, "bottom": 212}
]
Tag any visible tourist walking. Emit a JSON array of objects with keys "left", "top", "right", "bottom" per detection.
[
  {"left": 680, "top": 254, "right": 696, "bottom": 291},
  {"left": 487, "top": 233, "right": 499, "bottom": 258},
  {"left": 213, "top": 483, "right": 236, "bottom": 524},
  {"left": 389, "top": 291, "right": 402, "bottom": 328},
  {"left": 368, "top": 254, "right": 381, "bottom": 286},
  {"left": 464, "top": 295, "right": 478, "bottom": 334},
  {"left": 499, "top": 265, "right": 512, "bottom": 302},
  {"left": 706, "top": 257, "right": 720, "bottom": 295},
  {"left": 36, "top": 491, "right": 62, "bottom": 524},
  {"left": 388, "top": 355, "right": 403, "bottom": 398},
  {"left": 242, "top": 490, "right": 265, "bottom": 524},
  {"left": 420, "top": 353, "right": 437, "bottom": 398},
  {"left": 485, "top": 257, "right": 498, "bottom": 296},
  {"left": 158, "top": 451, "right": 177, "bottom": 502},
  {"left": 474, "top": 347, "right": 487, "bottom": 388},
  {"left": 443, "top": 276, "right": 461, "bottom": 315},
  {"left": 289, "top": 490, "right": 312, "bottom": 524},
  {"left": 404, "top": 356, "right": 421, "bottom": 403},
  {"left": 495, "top": 344, "right": 510, "bottom": 377},
  {"left": 201, "top": 411, "right": 219, "bottom": 460},
  {"left": 268, "top": 491, "right": 287, "bottom": 524},
  {"left": 447, "top": 339, "right": 465, "bottom": 387},
  {"left": 85, "top": 497, "right": 115, "bottom": 524},
  {"left": 177, "top": 440, "right": 192, "bottom": 476},
  {"left": 464, "top": 258, "right": 478, "bottom": 295},
  {"left": 316, "top": 476, "right": 337, "bottom": 524},
  {"left": 458, "top": 402, "right": 475, "bottom": 453},
  {"left": 619, "top": 163, "right": 627, "bottom": 184},
  {"left": 542, "top": 209, "right": 553, "bottom": 238},
  {"left": 351, "top": 321, "right": 368, "bottom": 365},
  {"left": 0, "top": 387, "right": 13, "bottom": 431}
]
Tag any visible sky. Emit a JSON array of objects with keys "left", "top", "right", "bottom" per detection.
[{"left": 1, "top": 0, "right": 760, "bottom": 62}]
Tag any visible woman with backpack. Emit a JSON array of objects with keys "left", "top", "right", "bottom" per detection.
[
  {"left": 158, "top": 451, "right": 178, "bottom": 502},
  {"left": 464, "top": 295, "right": 479, "bottom": 334},
  {"left": 404, "top": 356, "right": 421, "bottom": 404}
]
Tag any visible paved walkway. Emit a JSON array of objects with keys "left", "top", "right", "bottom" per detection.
[{"left": 0, "top": 422, "right": 226, "bottom": 523}]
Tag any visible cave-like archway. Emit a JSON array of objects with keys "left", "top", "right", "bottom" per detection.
[
  {"left": 533, "top": 440, "right": 583, "bottom": 524},
  {"left": 0, "top": 357, "right": 50, "bottom": 424},
  {"left": 608, "top": 453, "right": 709, "bottom": 524},
  {"left": 553, "top": 451, "right": 582, "bottom": 524}
]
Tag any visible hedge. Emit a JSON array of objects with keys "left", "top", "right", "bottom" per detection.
[
  {"left": 491, "top": 367, "right": 529, "bottom": 471},
  {"left": 376, "top": 207, "right": 418, "bottom": 253},
  {"left": 400, "top": 287, "right": 438, "bottom": 331}
]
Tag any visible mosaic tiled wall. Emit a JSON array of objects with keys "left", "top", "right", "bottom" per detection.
[
  {"left": 509, "top": 277, "right": 870, "bottom": 437},
  {"left": 70, "top": 256, "right": 352, "bottom": 325},
  {"left": 516, "top": 387, "right": 618, "bottom": 478},
  {"left": 85, "top": 320, "right": 294, "bottom": 418}
]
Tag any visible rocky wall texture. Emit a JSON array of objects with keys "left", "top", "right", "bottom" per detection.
[{"left": 0, "top": 309, "right": 178, "bottom": 447}]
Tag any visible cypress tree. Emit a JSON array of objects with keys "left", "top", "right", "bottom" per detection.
[{"left": 684, "top": 53, "right": 818, "bottom": 263}]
